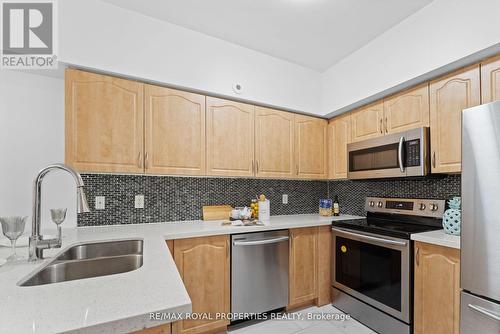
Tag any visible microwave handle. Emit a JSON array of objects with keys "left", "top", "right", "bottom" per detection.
[{"left": 398, "top": 136, "right": 405, "bottom": 173}]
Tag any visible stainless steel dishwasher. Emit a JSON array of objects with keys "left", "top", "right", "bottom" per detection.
[{"left": 231, "top": 230, "right": 289, "bottom": 319}]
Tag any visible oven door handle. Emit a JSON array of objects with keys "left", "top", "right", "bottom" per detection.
[
  {"left": 332, "top": 227, "right": 407, "bottom": 247},
  {"left": 398, "top": 136, "right": 405, "bottom": 173}
]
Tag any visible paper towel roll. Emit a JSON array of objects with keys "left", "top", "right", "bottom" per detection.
[{"left": 258, "top": 199, "right": 270, "bottom": 221}]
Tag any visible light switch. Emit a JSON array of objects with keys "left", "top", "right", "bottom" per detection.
[
  {"left": 135, "top": 195, "right": 145, "bottom": 209},
  {"left": 95, "top": 196, "right": 105, "bottom": 210},
  {"left": 282, "top": 194, "right": 288, "bottom": 204}
]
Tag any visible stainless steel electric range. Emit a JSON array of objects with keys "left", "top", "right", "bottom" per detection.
[{"left": 331, "top": 197, "right": 445, "bottom": 334}]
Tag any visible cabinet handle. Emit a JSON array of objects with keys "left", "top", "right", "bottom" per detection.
[
  {"left": 137, "top": 152, "right": 142, "bottom": 168},
  {"left": 432, "top": 152, "right": 436, "bottom": 168},
  {"left": 416, "top": 247, "right": 420, "bottom": 266},
  {"left": 256, "top": 160, "right": 259, "bottom": 173},
  {"left": 379, "top": 118, "right": 383, "bottom": 134},
  {"left": 252, "top": 160, "right": 255, "bottom": 174},
  {"left": 385, "top": 117, "right": 388, "bottom": 133},
  {"left": 144, "top": 152, "right": 149, "bottom": 169},
  {"left": 296, "top": 164, "right": 299, "bottom": 176},
  {"left": 226, "top": 239, "right": 230, "bottom": 259}
]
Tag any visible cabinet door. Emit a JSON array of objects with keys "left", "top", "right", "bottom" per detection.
[
  {"left": 173, "top": 235, "right": 230, "bottom": 334},
  {"left": 65, "top": 69, "right": 144, "bottom": 173},
  {"left": 206, "top": 97, "right": 255, "bottom": 176},
  {"left": 294, "top": 115, "right": 327, "bottom": 179},
  {"left": 328, "top": 113, "right": 351, "bottom": 179},
  {"left": 350, "top": 101, "right": 384, "bottom": 142},
  {"left": 384, "top": 83, "right": 430, "bottom": 134},
  {"left": 414, "top": 242, "right": 460, "bottom": 334},
  {"left": 255, "top": 107, "right": 295, "bottom": 178},
  {"left": 430, "top": 65, "right": 480, "bottom": 173},
  {"left": 144, "top": 85, "right": 205, "bottom": 175},
  {"left": 289, "top": 227, "right": 318, "bottom": 307},
  {"left": 481, "top": 55, "right": 500, "bottom": 103}
]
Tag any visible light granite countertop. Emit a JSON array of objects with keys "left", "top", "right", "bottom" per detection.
[
  {"left": 0, "top": 214, "right": 362, "bottom": 334},
  {"left": 410, "top": 229, "right": 461, "bottom": 249}
]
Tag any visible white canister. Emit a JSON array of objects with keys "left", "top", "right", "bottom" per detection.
[{"left": 258, "top": 199, "right": 270, "bottom": 222}]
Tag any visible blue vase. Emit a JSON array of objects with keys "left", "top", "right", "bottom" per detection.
[{"left": 443, "top": 197, "right": 461, "bottom": 235}]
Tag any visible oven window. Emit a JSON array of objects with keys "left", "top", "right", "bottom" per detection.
[
  {"left": 335, "top": 236, "right": 402, "bottom": 311},
  {"left": 349, "top": 143, "right": 399, "bottom": 172}
]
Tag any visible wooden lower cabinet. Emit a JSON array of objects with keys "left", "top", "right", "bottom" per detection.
[
  {"left": 172, "top": 235, "right": 230, "bottom": 334},
  {"left": 288, "top": 227, "right": 318, "bottom": 308},
  {"left": 414, "top": 241, "right": 460, "bottom": 334}
]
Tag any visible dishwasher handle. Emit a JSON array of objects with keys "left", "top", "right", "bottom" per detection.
[{"left": 233, "top": 236, "right": 289, "bottom": 246}]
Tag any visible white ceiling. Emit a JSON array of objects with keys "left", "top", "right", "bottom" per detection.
[{"left": 101, "top": 0, "right": 433, "bottom": 71}]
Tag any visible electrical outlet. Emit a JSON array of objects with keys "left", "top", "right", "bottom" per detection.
[
  {"left": 282, "top": 194, "right": 288, "bottom": 204},
  {"left": 135, "top": 195, "right": 145, "bottom": 209},
  {"left": 95, "top": 196, "right": 105, "bottom": 210}
]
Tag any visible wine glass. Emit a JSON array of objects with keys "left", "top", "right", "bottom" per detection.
[
  {"left": 0, "top": 216, "right": 27, "bottom": 262},
  {"left": 50, "top": 208, "right": 67, "bottom": 243}
]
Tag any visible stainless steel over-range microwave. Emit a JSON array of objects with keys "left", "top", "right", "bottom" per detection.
[{"left": 347, "top": 127, "right": 430, "bottom": 179}]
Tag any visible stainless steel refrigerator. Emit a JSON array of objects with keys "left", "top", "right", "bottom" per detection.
[{"left": 461, "top": 100, "right": 500, "bottom": 333}]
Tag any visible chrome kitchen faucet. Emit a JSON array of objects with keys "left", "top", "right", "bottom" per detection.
[{"left": 29, "top": 164, "right": 90, "bottom": 261}]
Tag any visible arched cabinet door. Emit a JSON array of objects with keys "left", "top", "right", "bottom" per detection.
[
  {"left": 430, "top": 65, "right": 480, "bottom": 173},
  {"left": 65, "top": 69, "right": 144, "bottom": 173},
  {"left": 294, "top": 115, "right": 328, "bottom": 179},
  {"left": 255, "top": 107, "right": 295, "bottom": 178},
  {"left": 206, "top": 97, "right": 255, "bottom": 176},
  {"left": 144, "top": 85, "right": 205, "bottom": 175},
  {"left": 173, "top": 235, "right": 230, "bottom": 334}
]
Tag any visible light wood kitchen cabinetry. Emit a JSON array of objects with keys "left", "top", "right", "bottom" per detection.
[
  {"left": 414, "top": 242, "right": 460, "bottom": 334},
  {"left": 289, "top": 227, "right": 318, "bottom": 308},
  {"left": 206, "top": 97, "right": 255, "bottom": 177},
  {"left": 316, "top": 226, "right": 332, "bottom": 306},
  {"left": 481, "top": 55, "right": 500, "bottom": 103},
  {"left": 144, "top": 85, "right": 206, "bottom": 175},
  {"left": 172, "top": 235, "right": 230, "bottom": 334},
  {"left": 430, "top": 65, "right": 480, "bottom": 173},
  {"left": 255, "top": 107, "right": 295, "bottom": 178},
  {"left": 294, "top": 115, "right": 328, "bottom": 179},
  {"left": 350, "top": 101, "right": 384, "bottom": 142},
  {"left": 383, "top": 83, "right": 430, "bottom": 134},
  {"left": 65, "top": 69, "right": 144, "bottom": 173},
  {"left": 328, "top": 113, "right": 351, "bottom": 179}
]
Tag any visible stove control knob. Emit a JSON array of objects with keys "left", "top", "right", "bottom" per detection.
[
  {"left": 419, "top": 203, "right": 426, "bottom": 211},
  {"left": 369, "top": 201, "right": 375, "bottom": 207},
  {"left": 377, "top": 201, "right": 383, "bottom": 208},
  {"left": 430, "top": 203, "right": 439, "bottom": 211}
]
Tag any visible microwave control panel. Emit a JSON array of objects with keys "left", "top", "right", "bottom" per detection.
[{"left": 405, "top": 139, "right": 421, "bottom": 167}]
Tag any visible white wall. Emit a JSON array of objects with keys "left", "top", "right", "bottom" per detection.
[
  {"left": 0, "top": 71, "right": 77, "bottom": 230},
  {"left": 58, "top": 0, "right": 322, "bottom": 115},
  {"left": 321, "top": 0, "right": 500, "bottom": 116}
]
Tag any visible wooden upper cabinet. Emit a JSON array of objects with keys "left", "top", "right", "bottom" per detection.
[
  {"left": 289, "top": 227, "right": 318, "bottom": 307},
  {"left": 65, "top": 69, "right": 144, "bottom": 173},
  {"left": 173, "top": 235, "right": 230, "bottom": 334},
  {"left": 206, "top": 97, "right": 255, "bottom": 177},
  {"left": 430, "top": 65, "right": 480, "bottom": 173},
  {"left": 414, "top": 242, "right": 460, "bottom": 334},
  {"left": 255, "top": 107, "right": 295, "bottom": 178},
  {"left": 384, "top": 83, "right": 430, "bottom": 134},
  {"left": 328, "top": 113, "right": 351, "bottom": 180},
  {"left": 144, "top": 85, "right": 205, "bottom": 175},
  {"left": 294, "top": 115, "right": 328, "bottom": 179},
  {"left": 350, "top": 102, "right": 384, "bottom": 142},
  {"left": 481, "top": 55, "right": 500, "bottom": 103}
]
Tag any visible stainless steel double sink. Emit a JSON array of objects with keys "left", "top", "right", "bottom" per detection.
[{"left": 18, "top": 239, "right": 144, "bottom": 287}]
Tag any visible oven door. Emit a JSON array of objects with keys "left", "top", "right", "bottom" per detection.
[
  {"left": 332, "top": 227, "right": 411, "bottom": 323},
  {"left": 347, "top": 127, "right": 429, "bottom": 179}
]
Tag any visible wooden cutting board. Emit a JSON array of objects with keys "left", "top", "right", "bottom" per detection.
[{"left": 202, "top": 205, "right": 233, "bottom": 221}]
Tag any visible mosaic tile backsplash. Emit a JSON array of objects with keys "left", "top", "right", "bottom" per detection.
[
  {"left": 78, "top": 174, "right": 327, "bottom": 226},
  {"left": 78, "top": 174, "right": 461, "bottom": 226},
  {"left": 328, "top": 174, "right": 461, "bottom": 217}
]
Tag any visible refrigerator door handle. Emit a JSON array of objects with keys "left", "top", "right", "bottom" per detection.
[{"left": 468, "top": 304, "right": 500, "bottom": 322}]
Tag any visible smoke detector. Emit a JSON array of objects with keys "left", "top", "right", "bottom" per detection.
[{"left": 232, "top": 83, "right": 243, "bottom": 94}]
